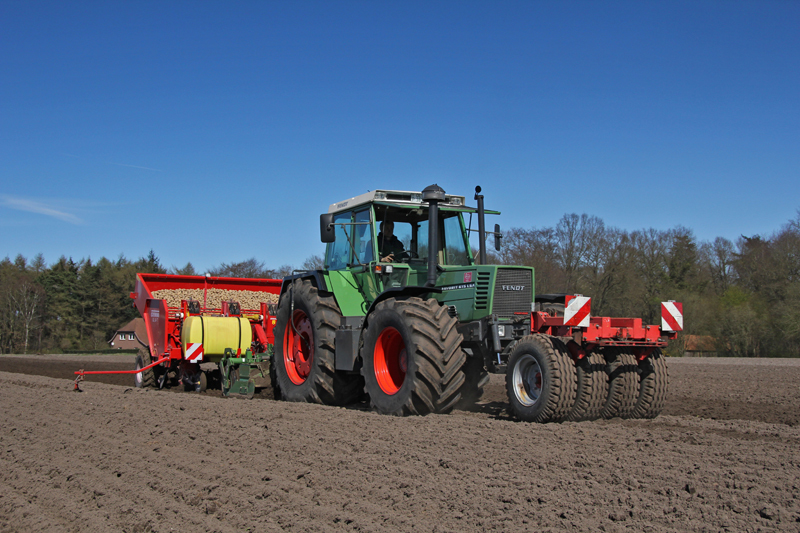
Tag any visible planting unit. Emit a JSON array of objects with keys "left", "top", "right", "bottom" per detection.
[{"left": 75, "top": 274, "right": 281, "bottom": 397}]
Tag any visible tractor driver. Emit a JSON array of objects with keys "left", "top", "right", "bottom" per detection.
[{"left": 378, "top": 220, "right": 405, "bottom": 263}]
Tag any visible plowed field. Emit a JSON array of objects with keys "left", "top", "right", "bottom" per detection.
[{"left": 1, "top": 355, "right": 798, "bottom": 532}]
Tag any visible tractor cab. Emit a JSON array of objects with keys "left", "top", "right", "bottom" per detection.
[{"left": 319, "top": 186, "right": 499, "bottom": 314}]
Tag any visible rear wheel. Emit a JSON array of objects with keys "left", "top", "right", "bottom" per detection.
[
  {"left": 456, "top": 350, "right": 490, "bottom": 409},
  {"left": 505, "top": 335, "right": 577, "bottom": 423},
  {"left": 362, "top": 298, "right": 466, "bottom": 416},
  {"left": 134, "top": 348, "right": 155, "bottom": 389},
  {"left": 566, "top": 350, "right": 608, "bottom": 422},
  {"left": 600, "top": 349, "right": 638, "bottom": 419},
  {"left": 272, "top": 279, "right": 362, "bottom": 405},
  {"left": 629, "top": 349, "right": 668, "bottom": 419}
]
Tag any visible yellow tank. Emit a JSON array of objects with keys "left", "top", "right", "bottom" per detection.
[{"left": 181, "top": 316, "right": 252, "bottom": 362}]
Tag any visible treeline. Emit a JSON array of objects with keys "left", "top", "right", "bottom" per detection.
[
  {"left": 2, "top": 212, "right": 798, "bottom": 356},
  {"left": 491, "top": 212, "right": 800, "bottom": 357},
  {"left": 0, "top": 253, "right": 314, "bottom": 354}
]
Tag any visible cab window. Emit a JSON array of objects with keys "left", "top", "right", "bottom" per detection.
[
  {"left": 442, "top": 214, "right": 470, "bottom": 265},
  {"left": 326, "top": 212, "right": 351, "bottom": 270},
  {"left": 354, "top": 209, "right": 374, "bottom": 264}
]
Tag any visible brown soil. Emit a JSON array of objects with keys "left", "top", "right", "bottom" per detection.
[{"left": 1, "top": 355, "right": 799, "bottom": 532}]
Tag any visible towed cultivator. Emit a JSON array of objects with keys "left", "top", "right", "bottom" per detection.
[{"left": 77, "top": 185, "right": 682, "bottom": 423}]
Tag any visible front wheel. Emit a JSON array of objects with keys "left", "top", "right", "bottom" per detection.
[
  {"left": 505, "top": 335, "right": 577, "bottom": 423},
  {"left": 361, "top": 298, "right": 466, "bottom": 416}
]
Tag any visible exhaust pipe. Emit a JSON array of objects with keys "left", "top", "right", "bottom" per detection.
[
  {"left": 422, "top": 184, "right": 445, "bottom": 287},
  {"left": 475, "top": 186, "right": 486, "bottom": 265}
]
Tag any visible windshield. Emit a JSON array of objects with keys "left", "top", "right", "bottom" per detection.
[
  {"left": 374, "top": 205, "right": 471, "bottom": 266},
  {"left": 442, "top": 214, "right": 470, "bottom": 265}
]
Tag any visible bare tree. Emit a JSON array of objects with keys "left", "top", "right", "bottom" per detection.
[
  {"left": 700, "top": 237, "right": 736, "bottom": 294},
  {"left": 583, "top": 228, "right": 632, "bottom": 315},
  {"left": 301, "top": 254, "right": 325, "bottom": 270},
  {"left": 4, "top": 276, "right": 43, "bottom": 354},
  {"left": 555, "top": 213, "right": 604, "bottom": 293},
  {"left": 496, "top": 227, "right": 562, "bottom": 293},
  {"left": 209, "top": 258, "right": 270, "bottom": 278},
  {"left": 629, "top": 228, "right": 671, "bottom": 323}
]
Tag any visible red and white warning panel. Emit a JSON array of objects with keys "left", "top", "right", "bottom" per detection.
[
  {"left": 185, "top": 342, "right": 204, "bottom": 362},
  {"left": 661, "top": 301, "right": 683, "bottom": 332},
  {"left": 564, "top": 295, "right": 591, "bottom": 327}
]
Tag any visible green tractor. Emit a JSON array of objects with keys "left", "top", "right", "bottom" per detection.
[{"left": 271, "top": 184, "right": 674, "bottom": 422}]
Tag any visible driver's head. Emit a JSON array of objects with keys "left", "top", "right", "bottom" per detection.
[{"left": 381, "top": 221, "right": 395, "bottom": 237}]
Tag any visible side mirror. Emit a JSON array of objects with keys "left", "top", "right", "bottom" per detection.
[
  {"left": 320, "top": 213, "right": 335, "bottom": 243},
  {"left": 494, "top": 224, "right": 502, "bottom": 251}
]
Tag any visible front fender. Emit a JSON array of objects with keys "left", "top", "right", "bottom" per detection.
[
  {"left": 279, "top": 271, "right": 328, "bottom": 297},
  {"left": 365, "top": 286, "right": 442, "bottom": 319}
]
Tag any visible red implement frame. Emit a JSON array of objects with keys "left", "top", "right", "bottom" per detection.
[{"left": 531, "top": 302, "right": 681, "bottom": 362}]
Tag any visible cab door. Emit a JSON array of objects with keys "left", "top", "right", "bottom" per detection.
[{"left": 351, "top": 208, "right": 381, "bottom": 308}]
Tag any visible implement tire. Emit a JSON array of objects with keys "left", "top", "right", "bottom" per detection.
[
  {"left": 505, "top": 335, "right": 577, "bottom": 423},
  {"left": 134, "top": 348, "right": 155, "bottom": 389},
  {"left": 566, "top": 350, "right": 608, "bottom": 422},
  {"left": 629, "top": 349, "right": 668, "bottom": 419},
  {"left": 361, "top": 298, "right": 466, "bottom": 416},
  {"left": 273, "top": 279, "right": 362, "bottom": 406},
  {"left": 600, "top": 349, "right": 638, "bottom": 419}
]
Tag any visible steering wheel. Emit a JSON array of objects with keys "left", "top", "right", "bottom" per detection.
[{"left": 400, "top": 250, "right": 419, "bottom": 263}]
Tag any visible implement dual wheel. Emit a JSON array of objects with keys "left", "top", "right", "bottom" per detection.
[
  {"left": 600, "top": 349, "right": 638, "bottom": 419},
  {"left": 630, "top": 349, "right": 668, "bottom": 419},
  {"left": 566, "top": 350, "right": 608, "bottom": 422},
  {"left": 134, "top": 348, "right": 155, "bottom": 389},
  {"left": 506, "top": 335, "right": 577, "bottom": 423},
  {"left": 362, "top": 298, "right": 466, "bottom": 416},
  {"left": 599, "top": 348, "right": 669, "bottom": 419},
  {"left": 272, "top": 279, "right": 362, "bottom": 406}
]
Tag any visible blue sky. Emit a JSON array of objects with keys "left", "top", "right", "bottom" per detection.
[{"left": 1, "top": 1, "right": 798, "bottom": 272}]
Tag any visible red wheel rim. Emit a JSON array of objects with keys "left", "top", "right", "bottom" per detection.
[
  {"left": 284, "top": 309, "right": 313, "bottom": 385},
  {"left": 374, "top": 327, "right": 407, "bottom": 395}
]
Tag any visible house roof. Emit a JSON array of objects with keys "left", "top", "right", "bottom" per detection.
[{"left": 108, "top": 317, "right": 148, "bottom": 346}]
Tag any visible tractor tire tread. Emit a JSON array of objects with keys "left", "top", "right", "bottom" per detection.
[
  {"left": 566, "top": 351, "right": 608, "bottom": 422},
  {"left": 601, "top": 349, "right": 638, "bottom": 419},
  {"left": 629, "top": 349, "right": 668, "bottom": 419},
  {"left": 456, "top": 351, "right": 489, "bottom": 409},
  {"left": 363, "top": 297, "right": 466, "bottom": 416},
  {"left": 273, "top": 279, "right": 362, "bottom": 406},
  {"left": 505, "top": 334, "right": 577, "bottom": 423},
  {"left": 136, "top": 348, "right": 155, "bottom": 389}
]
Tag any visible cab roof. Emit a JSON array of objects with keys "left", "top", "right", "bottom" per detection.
[{"left": 328, "top": 189, "right": 499, "bottom": 214}]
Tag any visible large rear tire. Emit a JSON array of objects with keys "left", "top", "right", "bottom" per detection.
[
  {"left": 505, "top": 335, "right": 577, "bottom": 423},
  {"left": 272, "top": 279, "right": 362, "bottom": 406},
  {"left": 361, "top": 298, "right": 466, "bottom": 416},
  {"left": 456, "top": 348, "right": 490, "bottom": 409},
  {"left": 600, "top": 349, "right": 638, "bottom": 419},
  {"left": 629, "top": 349, "right": 668, "bottom": 419},
  {"left": 566, "top": 350, "right": 608, "bottom": 421},
  {"left": 134, "top": 348, "right": 155, "bottom": 389}
]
